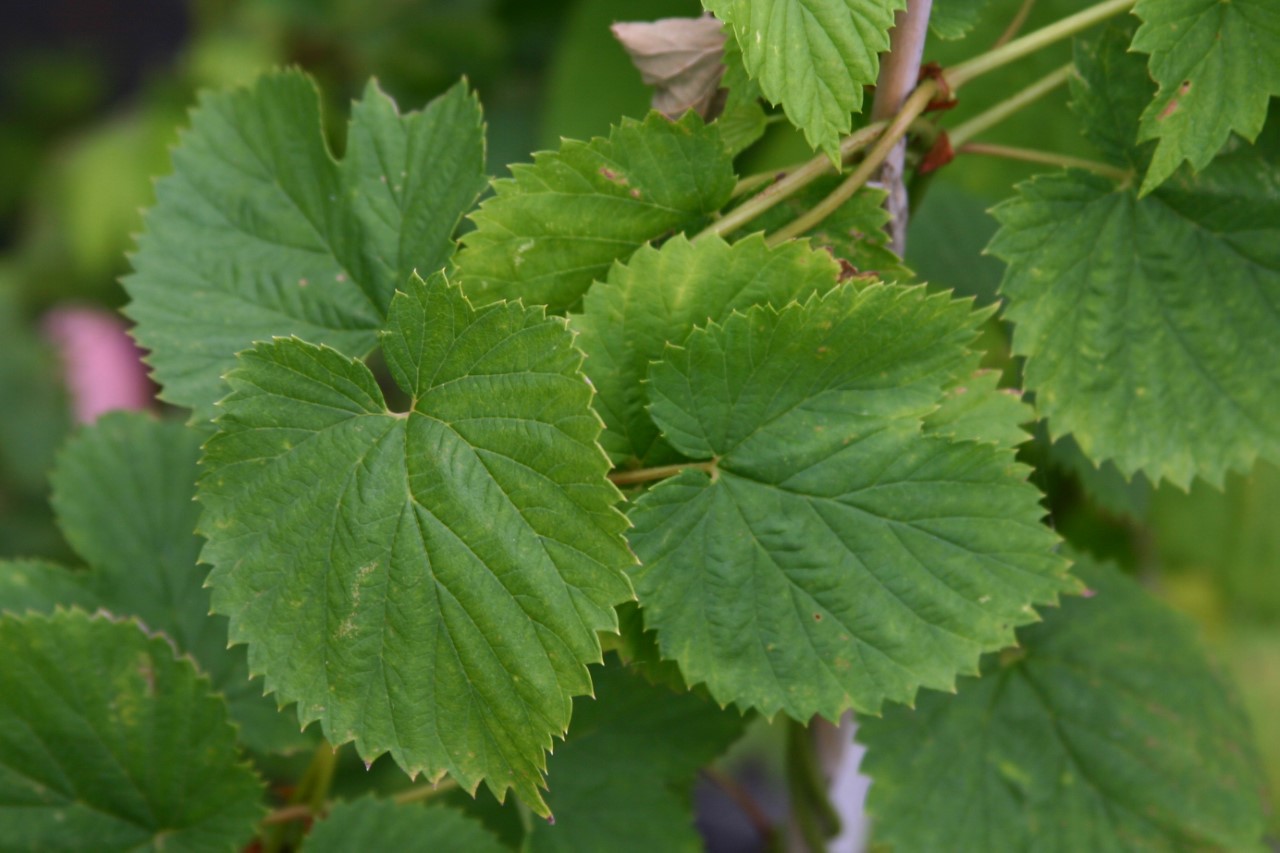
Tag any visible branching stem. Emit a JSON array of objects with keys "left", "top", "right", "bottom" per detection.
[
  {"left": 957, "top": 142, "right": 1132, "bottom": 181},
  {"left": 608, "top": 459, "right": 718, "bottom": 486},
  {"left": 947, "top": 63, "right": 1074, "bottom": 148}
]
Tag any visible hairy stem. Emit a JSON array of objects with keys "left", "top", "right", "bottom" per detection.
[
  {"left": 946, "top": 0, "right": 1135, "bottom": 89},
  {"left": 871, "top": 0, "right": 935, "bottom": 256},
  {"left": 947, "top": 63, "right": 1074, "bottom": 148},
  {"left": 697, "top": 123, "right": 887, "bottom": 240},
  {"left": 608, "top": 459, "right": 718, "bottom": 486},
  {"left": 958, "top": 142, "right": 1132, "bottom": 180}
]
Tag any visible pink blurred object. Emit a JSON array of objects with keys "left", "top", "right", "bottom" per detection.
[{"left": 42, "top": 306, "right": 154, "bottom": 423}]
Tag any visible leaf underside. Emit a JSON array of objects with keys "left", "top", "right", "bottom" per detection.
[
  {"left": 0, "top": 610, "right": 264, "bottom": 850},
  {"left": 859, "top": 556, "right": 1268, "bottom": 850},
  {"left": 704, "top": 0, "right": 906, "bottom": 161},
  {"left": 198, "top": 273, "right": 634, "bottom": 814},
  {"left": 125, "top": 70, "right": 486, "bottom": 423},
  {"left": 628, "top": 283, "right": 1076, "bottom": 720}
]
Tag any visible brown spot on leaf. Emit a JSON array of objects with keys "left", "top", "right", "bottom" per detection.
[
  {"left": 598, "top": 166, "right": 628, "bottom": 185},
  {"left": 813, "top": 613, "right": 823, "bottom": 621}
]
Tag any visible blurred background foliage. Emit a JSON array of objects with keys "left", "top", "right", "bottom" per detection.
[{"left": 0, "top": 0, "right": 1275, "bottom": 839}]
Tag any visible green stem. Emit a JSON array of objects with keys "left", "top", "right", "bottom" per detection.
[
  {"left": 695, "top": 122, "right": 888, "bottom": 240},
  {"left": 767, "top": 80, "right": 940, "bottom": 246},
  {"left": 609, "top": 459, "right": 718, "bottom": 486},
  {"left": 393, "top": 778, "right": 458, "bottom": 806},
  {"left": 947, "top": 63, "right": 1074, "bottom": 148},
  {"left": 259, "top": 778, "right": 459, "bottom": 827},
  {"left": 957, "top": 142, "right": 1132, "bottom": 181},
  {"left": 991, "top": 0, "right": 1037, "bottom": 49},
  {"left": 785, "top": 718, "right": 840, "bottom": 851},
  {"left": 946, "top": 0, "right": 1135, "bottom": 89}
]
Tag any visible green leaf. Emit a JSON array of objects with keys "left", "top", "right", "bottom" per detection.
[
  {"left": 0, "top": 412, "right": 305, "bottom": 754},
  {"left": 304, "top": 798, "right": 505, "bottom": 852},
  {"left": 1050, "top": 434, "right": 1153, "bottom": 521},
  {"left": 628, "top": 285, "right": 1075, "bottom": 720},
  {"left": 922, "top": 369, "right": 1033, "bottom": 451},
  {"left": 457, "top": 112, "right": 735, "bottom": 313},
  {"left": 1132, "top": 0, "right": 1280, "bottom": 194},
  {"left": 0, "top": 610, "right": 264, "bottom": 850},
  {"left": 526, "top": 659, "right": 747, "bottom": 852},
  {"left": 930, "top": 0, "right": 991, "bottom": 40},
  {"left": 1069, "top": 21, "right": 1154, "bottom": 172},
  {"left": 716, "top": 36, "right": 769, "bottom": 156},
  {"left": 572, "top": 234, "right": 841, "bottom": 466},
  {"left": 125, "top": 71, "right": 486, "bottom": 422},
  {"left": 988, "top": 147, "right": 1280, "bottom": 489},
  {"left": 198, "top": 272, "right": 635, "bottom": 814},
  {"left": 731, "top": 179, "right": 910, "bottom": 281},
  {"left": 705, "top": 0, "right": 906, "bottom": 161},
  {"left": 858, "top": 555, "right": 1269, "bottom": 851}
]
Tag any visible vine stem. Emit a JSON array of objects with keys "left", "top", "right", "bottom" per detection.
[
  {"left": 947, "top": 63, "right": 1074, "bottom": 148},
  {"left": 696, "top": 122, "right": 888, "bottom": 240},
  {"left": 946, "top": 0, "right": 1135, "bottom": 88},
  {"left": 958, "top": 142, "right": 1132, "bottom": 181},
  {"left": 608, "top": 459, "right": 718, "bottom": 486}
]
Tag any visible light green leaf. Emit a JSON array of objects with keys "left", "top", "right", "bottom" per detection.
[
  {"left": 923, "top": 370, "right": 1033, "bottom": 451},
  {"left": 0, "top": 610, "right": 264, "bottom": 850},
  {"left": 198, "top": 272, "right": 635, "bottom": 814},
  {"left": 304, "top": 798, "right": 505, "bottom": 853},
  {"left": 457, "top": 112, "right": 735, "bottom": 313},
  {"left": 628, "top": 285, "right": 1075, "bottom": 720},
  {"left": 731, "top": 179, "right": 911, "bottom": 281},
  {"left": 930, "top": 0, "right": 991, "bottom": 40},
  {"left": 572, "top": 234, "right": 841, "bottom": 466},
  {"left": 988, "top": 148, "right": 1280, "bottom": 489},
  {"left": 705, "top": 0, "right": 905, "bottom": 161},
  {"left": 125, "top": 71, "right": 486, "bottom": 422},
  {"left": 1132, "top": 0, "right": 1280, "bottom": 194},
  {"left": 0, "top": 412, "right": 305, "bottom": 754},
  {"left": 527, "top": 659, "right": 747, "bottom": 852},
  {"left": 858, "top": 556, "right": 1268, "bottom": 851},
  {"left": 716, "top": 36, "right": 769, "bottom": 156}
]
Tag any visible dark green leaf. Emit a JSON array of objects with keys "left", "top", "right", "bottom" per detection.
[
  {"left": 457, "top": 112, "right": 736, "bottom": 312},
  {"left": 0, "top": 560, "right": 95, "bottom": 613},
  {"left": 125, "top": 71, "right": 486, "bottom": 422},
  {"left": 628, "top": 285, "right": 1075, "bottom": 719},
  {"left": 1069, "top": 21, "right": 1154, "bottom": 172},
  {"left": 304, "top": 798, "right": 505, "bottom": 852},
  {"left": 199, "top": 272, "right": 634, "bottom": 814},
  {"left": 859, "top": 556, "right": 1268, "bottom": 851},
  {"left": 0, "top": 610, "right": 264, "bottom": 850},
  {"left": 572, "top": 234, "right": 841, "bottom": 466},
  {"left": 1132, "top": 0, "right": 1280, "bottom": 193},
  {"left": 527, "top": 660, "right": 747, "bottom": 852}
]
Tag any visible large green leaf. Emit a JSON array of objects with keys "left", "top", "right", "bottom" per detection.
[
  {"left": 198, "top": 272, "right": 634, "bottom": 814},
  {"left": 0, "top": 412, "right": 303, "bottom": 754},
  {"left": 572, "top": 234, "right": 841, "bottom": 466},
  {"left": 457, "top": 112, "right": 735, "bottom": 313},
  {"left": 704, "top": 0, "right": 905, "bottom": 161},
  {"left": 0, "top": 610, "right": 264, "bottom": 850},
  {"left": 628, "top": 285, "right": 1075, "bottom": 720},
  {"left": 125, "top": 71, "right": 486, "bottom": 422},
  {"left": 1132, "top": 0, "right": 1280, "bottom": 194},
  {"left": 527, "top": 659, "right": 747, "bottom": 852},
  {"left": 988, "top": 147, "right": 1280, "bottom": 489},
  {"left": 304, "top": 798, "right": 505, "bottom": 853},
  {"left": 858, "top": 556, "right": 1268, "bottom": 850}
]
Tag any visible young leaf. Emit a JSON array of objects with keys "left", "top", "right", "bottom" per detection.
[
  {"left": 705, "top": 0, "right": 906, "bottom": 162},
  {"left": 628, "top": 285, "right": 1075, "bottom": 720},
  {"left": 304, "top": 798, "right": 505, "bottom": 852},
  {"left": 0, "top": 610, "right": 264, "bottom": 849},
  {"left": 457, "top": 112, "right": 735, "bottom": 313},
  {"left": 930, "top": 0, "right": 991, "bottom": 40},
  {"left": 1131, "top": 0, "right": 1280, "bottom": 194},
  {"left": 572, "top": 234, "right": 841, "bottom": 466},
  {"left": 989, "top": 148, "right": 1280, "bottom": 489},
  {"left": 198, "top": 272, "right": 635, "bottom": 814},
  {"left": 125, "top": 71, "right": 486, "bottom": 423},
  {"left": 858, "top": 556, "right": 1268, "bottom": 850},
  {"left": 0, "top": 412, "right": 304, "bottom": 754},
  {"left": 526, "top": 659, "right": 747, "bottom": 853}
]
